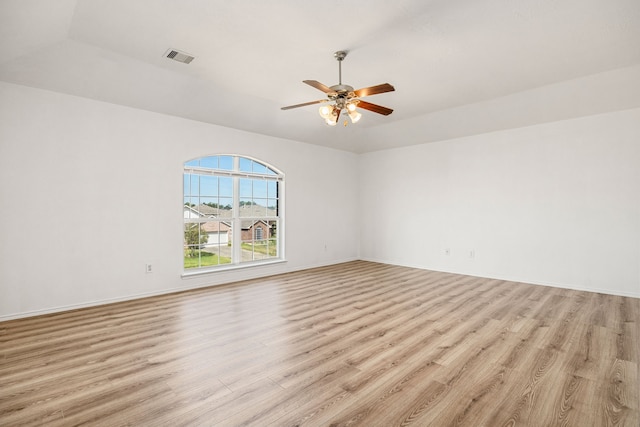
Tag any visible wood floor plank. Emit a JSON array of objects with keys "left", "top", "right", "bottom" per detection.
[{"left": 0, "top": 260, "right": 638, "bottom": 426}]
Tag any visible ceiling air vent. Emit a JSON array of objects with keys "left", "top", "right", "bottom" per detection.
[{"left": 164, "top": 49, "right": 194, "bottom": 64}]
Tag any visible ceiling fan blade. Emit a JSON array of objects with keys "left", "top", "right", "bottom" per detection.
[
  {"left": 335, "top": 108, "right": 341, "bottom": 123},
  {"left": 354, "top": 83, "right": 395, "bottom": 98},
  {"left": 357, "top": 100, "right": 394, "bottom": 116},
  {"left": 281, "top": 99, "right": 326, "bottom": 110},
  {"left": 303, "top": 80, "right": 336, "bottom": 94}
]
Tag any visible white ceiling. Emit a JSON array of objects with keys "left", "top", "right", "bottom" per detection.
[{"left": 1, "top": 0, "right": 640, "bottom": 153}]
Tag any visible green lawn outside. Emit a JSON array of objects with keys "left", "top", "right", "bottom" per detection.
[
  {"left": 184, "top": 250, "right": 231, "bottom": 268},
  {"left": 241, "top": 241, "right": 277, "bottom": 256}
]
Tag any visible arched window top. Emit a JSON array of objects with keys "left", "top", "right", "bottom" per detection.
[{"left": 185, "top": 155, "right": 282, "bottom": 177}]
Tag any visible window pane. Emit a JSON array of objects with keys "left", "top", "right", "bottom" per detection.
[
  {"left": 199, "top": 198, "right": 218, "bottom": 212},
  {"left": 239, "top": 157, "right": 252, "bottom": 172},
  {"left": 185, "top": 173, "right": 202, "bottom": 197},
  {"left": 184, "top": 197, "right": 199, "bottom": 209},
  {"left": 240, "top": 226, "right": 277, "bottom": 262},
  {"left": 253, "top": 241, "right": 268, "bottom": 259},
  {"left": 184, "top": 221, "right": 232, "bottom": 268},
  {"left": 184, "top": 203, "right": 198, "bottom": 218},
  {"left": 239, "top": 198, "right": 253, "bottom": 216},
  {"left": 200, "top": 156, "right": 218, "bottom": 169},
  {"left": 200, "top": 175, "right": 218, "bottom": 197},
  {"left": 266, "top": 200, "right": 277, "bottom": 216},
  {"left": 267, "top": 238, "right": 277, "bottom": 256},
  {"left": 218, "top": 197, "right": 233, "bottom": 217},
  {"left": 252, "top": 162, "right": 269, "bottom": 174},
  {"left": 219, "top": 176, "right": 232, "bottom": 197},
  {"left": 184, "top": 223, "right": 206, "bottom": 269},
  {"left": 239, "top": 178, "right": 252, "bottom": 197},
  {"left": 252, "top": 201, "right": 267, "bottom": 217},
  {"left": 219, "top": 156, "right": 233, "bottom": 170},
  {"left": 190, "top": 175, "right": 199, "bottom": 195},
  {"left": 185, "top": 159, "right": 199, "bottom": 167},
  {"left": 252, "top": 180, "right": 267, "bottom": 198},
  {"left": 240, "top": 223, "right": 260, "bottom": 262},
  {"left": 267, "top": 181, "right": 277, "bottom": 198}
]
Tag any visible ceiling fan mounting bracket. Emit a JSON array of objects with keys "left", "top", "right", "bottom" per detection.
[{"left": 334, "top": 51, "right": 347, "bottom": 61}]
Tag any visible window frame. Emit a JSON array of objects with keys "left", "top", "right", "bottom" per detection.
[{"left": 182, "top": 155, "right": 285, "bottom": 275}]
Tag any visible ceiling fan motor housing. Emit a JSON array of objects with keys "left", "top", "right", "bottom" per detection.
[{"left": 328, "top": 84, "right": 356, "bottom": 106}]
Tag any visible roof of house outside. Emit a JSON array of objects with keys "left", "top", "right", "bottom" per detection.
[
  {"left": 187, "top": 204, "right": 276, "bottom": 231},
  {"left": 209, "top": 204, "right": 276, "bottom": 219},
  {"left": 195, "top": 204, "right": 223, "bottom": 216},
  {"left": 201, "top": 221, "right": 231, "bottom": 233}
]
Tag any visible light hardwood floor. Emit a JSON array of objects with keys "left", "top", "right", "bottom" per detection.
[{"left": 1, "top": 261, "right": 638, "bottom": 426}]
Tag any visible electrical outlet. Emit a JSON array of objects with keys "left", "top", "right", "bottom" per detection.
[
  {"left": 445, "top": 248, "right": 450, "bottom": 256},
  {"left": 145, "top": 263, "right": 153, "bottom": 273}
]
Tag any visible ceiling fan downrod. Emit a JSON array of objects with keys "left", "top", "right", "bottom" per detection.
[
  {"left": 331, "top": 51, "right": 353, "bottom": 95},
  {"left": 334, "top": 51, "right": 347, "bottom": 85}
]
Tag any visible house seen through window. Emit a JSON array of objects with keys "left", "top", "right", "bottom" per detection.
[{"left": 183, "top": 155, "right": 283, "bottom": 271}]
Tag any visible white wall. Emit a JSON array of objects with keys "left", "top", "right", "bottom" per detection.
[
  {"left": 359, "top": 108, "right": 640, "bottom": 297},
  {"left": 2, "top": 81, "right": 638, "bottom": 320},
  {"left": 0, "top": 82, "right": 359, "bottom": 319}
]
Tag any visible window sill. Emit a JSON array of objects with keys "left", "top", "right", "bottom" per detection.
[{"left": 181, "top": 258, "right": 287, "bottom": 279}]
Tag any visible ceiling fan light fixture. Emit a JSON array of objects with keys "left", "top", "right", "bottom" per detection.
[
  {"left": 281, "top": 51, "right": 395, "bottom": 127},
  {"left": 325, "top": 108, "right": 339, "bottom": 126},
  {"left": 319, "top": 105, "right": 333, "bottom": 119}
]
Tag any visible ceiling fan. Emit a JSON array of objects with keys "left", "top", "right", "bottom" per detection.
[{"left": 281, "top": 51, "right": 395, "bottom": 126}]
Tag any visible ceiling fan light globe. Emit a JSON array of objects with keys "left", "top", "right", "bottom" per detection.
[
  {"left": 348, "top": 110, "right": 362, "bottom": 123},
  {"left": 319, "top": 105, "right": 333, "bottom": 119},
  {"left": 347, "top": 103, "right": 357, "bottom": 112}
]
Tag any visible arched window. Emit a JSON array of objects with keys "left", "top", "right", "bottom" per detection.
[{"left": 183, "top": 155, "right": 283, "bottom": 271}]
